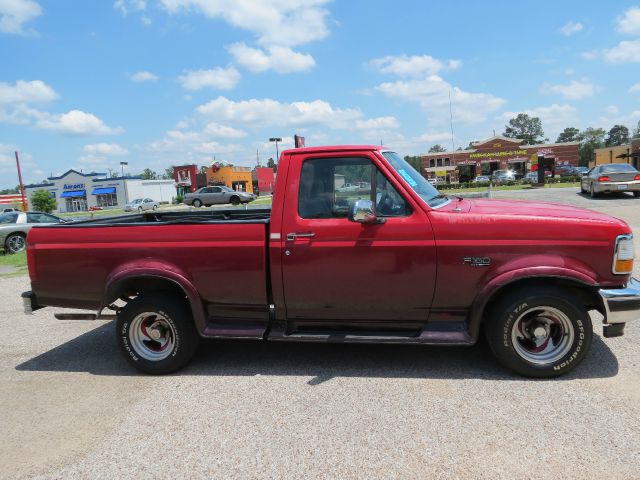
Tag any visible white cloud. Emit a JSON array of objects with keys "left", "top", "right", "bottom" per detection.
[
  {"left": 630, "top": 82, "right": 640, "bottom": 93},
  {"left": 0, "top": 0, "right": 42, "bottom": 35},
  {"left": 114, "top": 0, "right": 147, "bottom": 15},
  {"left": 0, "top": 80, "right": 58, "bottom": 104},
  {"left": 178, "top": 66, "right": 240, "bottom": 90},
  {"left": 354, "top": 116, "right": 399, "bottom": 130},
  {"left": 559, "top": 21, "right": 583, "bottom": 36},
  {"left": 228, "top": 43, "right": 315, "bottom": 73},
  {"left": 603, "top": 39, "right": 640, "bottom": 63},
  {"left": 203, "top": 122, "right": 247, "bottom": 139},
  {"left": 196, "top": 96, "right": 363, "bottom": 129},
  {"left": 617, "top": 6, "right": 640, "bottom": 36},
  {"left": 374, "top": 74, "right": 506, "bottom": 125},
  {"left": 129, "top": 71, "right": 158, "bottom": 82},
  {"left": 540, "top": 79, "right": 597, "bottom": 100},
  {"left": 370, "top": 54, "right": 461, "bottom": 77},
  {"left": 83, "top": 143, "right": 129, "bottom": 156},
  {"left": 159, "top": 0, "right": 331, "bottom": 47},
  {"left": 36, "top": 110, "right": 124, "bottom": 135},
  {"left": 498, "top": 104, "right": 578, "bottom": 140},
  {"left": 412, "top": 131, "right": 452, "bottom": 143}
]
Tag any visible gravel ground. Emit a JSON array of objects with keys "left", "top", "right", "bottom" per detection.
[{"left": 1, "top": 186, "right": 639, "bottom": 479}]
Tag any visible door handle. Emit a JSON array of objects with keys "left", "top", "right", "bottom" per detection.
[{"left": 286, "top": 232, "right": 316, "bottom": 241}]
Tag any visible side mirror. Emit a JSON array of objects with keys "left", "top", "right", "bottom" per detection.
[{"left": 348, "top": 199, "right": 384, "bottom": 224}]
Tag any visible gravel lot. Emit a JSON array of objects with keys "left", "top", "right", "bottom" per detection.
[{"left": 1, "top": 186, "right": 639, "bottom": 479}]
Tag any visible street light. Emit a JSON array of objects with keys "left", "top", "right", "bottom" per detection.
[
  {"left": 269, "top": 137, "right": 282, "bottom": 162},
  {"left": 120, "top": 161, "right": 128, "bottom": 177}
]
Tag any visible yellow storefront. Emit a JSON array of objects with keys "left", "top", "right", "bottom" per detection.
[
  {"left": 591, "top": 141, "right": 640, "bottom": 169},
  {"left": 204, "top": 166, "right": 254, "bottom": 193}
]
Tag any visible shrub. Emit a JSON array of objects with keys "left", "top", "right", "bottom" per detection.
[{"left": 30, "top": 189, "right": 57, "bottom": 213}]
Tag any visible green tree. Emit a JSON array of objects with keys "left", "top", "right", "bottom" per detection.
[
  {"left": 140, "top": 168, "right": 157, "bottom": 180},
  {"left": 556, "top": 127, "right": 582, "bottom": 143},
  {"left": 30, "top": 189, "right": 57, "bottom": 213},
  {"left": 403, "top": 155, "right": 423, "bottom": 173},
  {"left": 579, "top": 127, "right": 606, "bottom": 166},
  {"left": 503, "top": 113, "right": 544, "bottom": 145},
  {"left": 428, "top": 144, "right": 447, "bottom": 153},
  {"left": 0, "top": 186, "right": 19, "bottom": 195},
  {"left": 466, "top": 141, "right": 478, "bottom": 150},
  {"left": 164, "top": 166, "right": 174, "bottom": 180},
  {"left": 604, "top": 124, "right": 630, "bottom": 146},
  {"left": 266, "top": 157, "right": 278, "bottom": 173}
]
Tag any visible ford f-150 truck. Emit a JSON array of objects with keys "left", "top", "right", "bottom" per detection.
[{"left": 22, "top": 146, "right": 640, "bottom": 377}]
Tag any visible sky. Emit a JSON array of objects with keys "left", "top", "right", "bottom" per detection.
[{"left": 1, "top": 0, "right": 640, "bottom": 188}]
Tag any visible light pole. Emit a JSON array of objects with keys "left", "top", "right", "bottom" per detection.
[
  {"left": 269, "top": 137, "right": 282, "bottom": 162},
  {"left": 120, "top": 161, "right": 128, "bottom": 178}
]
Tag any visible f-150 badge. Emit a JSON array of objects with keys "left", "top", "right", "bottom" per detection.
[{"left": 462, "top": 256, "right": 491, "bottom": 267}]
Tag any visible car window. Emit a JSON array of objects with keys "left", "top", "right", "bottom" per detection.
[
  {"left": 601, "top": 164, "right": 637, "bottom": 173},
  {"left": 211, "top": 187, "right": 222, "bottom": 193},
  {"left": 0, "top": 212, "right": 18, "bottom": 224},
  {"left": 145, "top": 198, "right": 152, "bottom": 202},
  {"left": 298, "top": 157, "right": 410, "bottom": 219},
  {"left": 27, "top": 213, "right": 47, "bottom": 223},
  {"left": 40, "top": 214, "right": 60, "bottom": 223}
]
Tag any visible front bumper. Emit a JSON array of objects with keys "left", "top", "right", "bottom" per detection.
[{"left": 598, "top": 278, "right": 640, "bottom": 337}]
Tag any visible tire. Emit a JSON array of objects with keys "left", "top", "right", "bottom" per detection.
[
  {"left": 579, "top": 182, "right": 586, "bottom": 194},
  {"left": 634, "top": 192, "right": 640, "bottom": 198},
  {"left": 5, "top": 232, "right": 26, "bottom": 254},
  {"left": 484, "top": 287, "right": 592, "bottom": 378},
  {"left": 138, "top": 207, "right": 143, "bottom": 213},
  {"left": 116, "top": 294, "right": 199, "bottom": 374},
  {"left": 192, "top": 199, "right": 202, "bottom": 208},
  {"left": 590, "top": 184, "right": 597, "bottom": 198},
  {"left": 230, "top": 196, "right": 240, "bottom": 206},
  {"left": 153, "top": 205, "right": 157, "bottom": 210}
]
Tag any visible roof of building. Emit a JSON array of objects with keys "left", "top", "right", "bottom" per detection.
[
  {"left": 47, "top": 169, "right": 107, "bottom": 180},
  {"left": 422, "top": 139, "right": 580, "bottom": 157}
]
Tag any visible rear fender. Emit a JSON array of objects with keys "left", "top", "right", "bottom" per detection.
[{"left": 103, "top": 260, "right": 207, "bottom": 333}]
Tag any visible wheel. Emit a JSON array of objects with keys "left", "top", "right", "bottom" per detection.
[
  {"left": 192, "top": 199, "right": 202, "bottom": 208},
  {"left": 116, "top": 294, "right": 199, "bottom": 374},
  {"left": 579, "top": 182, "right": 586, "bottom": 194},
  {"left": 153, "top": 205, "right": 157, "bottom": 210},
  {"left": 634, "top": 192, "right": 640, "bottom": 198},
  {"left": 138, "top": 207, "right": 143, "bottom": 213},
  {"left": 590, "top": 184, "right": 597, "bottom": 198},
  {"left": 230, "top": 196, "right": 240, "bottom": 206},
  {"left": 5, "top": 233, "right": 26, "bottom": 254},
  {"left": 484, "top": 287, "right": 592, "bottom": 378}
]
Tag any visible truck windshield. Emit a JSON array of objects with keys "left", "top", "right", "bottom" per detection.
[{"left": 381, "top": 151, "right": 448, "bottom": 208}]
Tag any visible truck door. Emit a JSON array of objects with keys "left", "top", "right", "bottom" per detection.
[{"left": 280, "top": 152, "right": 437, "bottom": 334}]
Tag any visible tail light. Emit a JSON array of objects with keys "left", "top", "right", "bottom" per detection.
[
  {"left": 634, "top": 174, "right": 640, "bottom": 181},
  {"left": 598, "top": 176, "right": 610, "bottom": 182},
  {"left": 613, "top": 234, "right": 635, "bottom": 274}
]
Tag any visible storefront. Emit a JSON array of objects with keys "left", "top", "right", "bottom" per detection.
[
  {"left": 591, "top": 140, "right": 640, "bottom": 169},
  {"left": 204, "top": 165, "right": 254, "bottom": 193},
  {"left": 422, "top": 136, "right": 580, "bottom": 183}
]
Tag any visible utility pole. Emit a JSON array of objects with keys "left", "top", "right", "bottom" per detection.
[
  {"left": 269, "top": 137, "right": 282, "bottom": 162},
  {"left": 14, "top": 151, "right": 27, "bottom": 212},
  {"left": 256, "top": 149, "right": 260, "bottom": 167}
]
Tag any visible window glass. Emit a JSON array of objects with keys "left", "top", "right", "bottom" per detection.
[
  {"left": 211, "top": 187, "right": 222, "bottom": 193},
  {"left": 298, "top": 157, "right": 409, "bottom": 219},
  {"left": 601, "top": 164, "right": 637, "bottom": 173},
  {"left": 27, "top": 213, "right": 46, "bottom": 223},
  {"left": 0, "top": 212, "right": 18, "bottom": 224},
  {"left": 41, "top": 214, "right": 60, "bottom": 223}
]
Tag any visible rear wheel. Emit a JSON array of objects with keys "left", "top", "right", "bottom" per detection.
[
  {"left": 5, "top": 233, "right": 26, "bottom": 254},
  {"left": 634, "top": 192, "right": 640, "bottom": 198},
  {"left": 590, "top": 184, "right": 597, "bottom": 198},
  {"left": 153, "top": 205, "right": 157, "bottom": 210},
  {"left": 230, "top": 196, "right": 240, "bottom": 206},
  {"left": 485, "top": 287, "right": 592, "bottom": 377},
  {"left": 192, "top": 199, "right": 202, "bottom": 208},
  {"left": 116, "top": 294, "right": 199, "bottom": 374},
  {"left": 137, "top": 207, "right": 143, "bottom": 213}
]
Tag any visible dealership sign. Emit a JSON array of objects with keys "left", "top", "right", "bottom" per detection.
[
  {"left": 63, "top": 183, "right": 85, "bottom": 189},
  {"left": 469, "top": 149, "right": 528, "bottom": 159}
]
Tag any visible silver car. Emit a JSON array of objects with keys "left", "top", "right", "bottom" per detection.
[
  {"left": 183, "top": 186, "right": 256, "bottom": 207},
  {"left": 0, "top": 211, "right": 66, "bottom": 254},
  {"left": 581, "top": 164, "right": 640, "bottom": 198},
  {"left": 124, "top": 198, "right": 159, "bottom": 212}
]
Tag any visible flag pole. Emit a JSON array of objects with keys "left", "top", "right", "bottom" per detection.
[{"left": 15, "top": 151, "right": 28, "bottom": 212}]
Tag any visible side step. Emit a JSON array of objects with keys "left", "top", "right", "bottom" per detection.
[
  {"left": 54, "top": 313, "right": 116, "bottom": 321},
  {"left": 272, "top": 329, "right": 474, "bottom": 345}
]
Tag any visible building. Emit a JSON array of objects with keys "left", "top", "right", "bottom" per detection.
[
  {"left": 205, "top": 165, "right": 254, "bottom": 193},
  {"left": 252, "top": 167, "right": 275, "bottom": 196},
  {"left": 591, "top": 139, "right": 640, "bottom": 169},
  {"left": 173, "top": 164, "right": 207, "bottom": 197},
  {"left": 24, "top": 169, "right": 177, "bottom": 213},
  {"left": 421, "top": 136, "right": 580, "bottom": 183}
]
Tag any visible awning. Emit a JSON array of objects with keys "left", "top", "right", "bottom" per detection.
[
  {"left": 60, "top": 190, "right": 86, "bottom": 198},
  {"left": 91, "top": 187, "right": 116, "bottom": 195}
]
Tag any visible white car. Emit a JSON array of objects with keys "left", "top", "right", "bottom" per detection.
[{"left": 124, "top": 198, "right": 159, "bottom": 212}]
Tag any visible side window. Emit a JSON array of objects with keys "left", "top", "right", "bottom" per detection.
[
  {"left": 27, "top": 213, "right": 45, "bottom": 223},
  {"left": 211, "top": 187, "right": 221, "bottom": 193},
  {"left": 298, "top": 157, "right": 410, "bottom": 219}
]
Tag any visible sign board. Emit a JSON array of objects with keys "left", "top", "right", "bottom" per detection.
[{"left": 435, "top": 170, "right": 447, "bottom": 177}]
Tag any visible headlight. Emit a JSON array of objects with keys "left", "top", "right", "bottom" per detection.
[{"left": 613, "top": 234, "right": 635, "bottom": 274}]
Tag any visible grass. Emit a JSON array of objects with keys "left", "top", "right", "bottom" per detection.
[{"left": 0, "top": 251, "right": 27, "bottom": 276}]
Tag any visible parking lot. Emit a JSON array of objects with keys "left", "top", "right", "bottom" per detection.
[{"left": 1, "top": 186, "right": 639, "bottom": 479}]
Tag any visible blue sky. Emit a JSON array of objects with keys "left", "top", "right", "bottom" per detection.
[{"left": 1, "top": 0, "right": 640, "bottom": 188}]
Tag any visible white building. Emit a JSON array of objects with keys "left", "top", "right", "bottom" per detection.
[{"left": 24, "top": 169, "right": 177, "bottom": 213}]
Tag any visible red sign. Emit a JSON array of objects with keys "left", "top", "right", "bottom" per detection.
[{"left": 294, "top": 135, "right": 305, "bottom": 148}]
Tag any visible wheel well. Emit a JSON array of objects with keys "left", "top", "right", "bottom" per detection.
[
  {"left": 107, "top": 276, "right": 189, "bottom": 308},
  {"left": 481, "top": 277, "right": 604, "bottom": 323}
]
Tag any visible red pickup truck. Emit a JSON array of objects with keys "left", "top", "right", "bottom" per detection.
[{"left": 22, "top": 146, "right": 640, "bottom": 377}]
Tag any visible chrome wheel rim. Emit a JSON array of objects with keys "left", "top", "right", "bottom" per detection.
[
  {"left": 7, "top": 235, "right": 25, "bottom": 253},
  {"left": 129, "top": 312, "right": 176, "bottom": 361},
  {"left": 511, "top": 306, "right": 574, "bottom": 365}
]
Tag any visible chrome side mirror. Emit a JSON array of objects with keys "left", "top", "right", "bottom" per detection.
[{"left": 348, "top": 199, "right": 383, "bottom": 224}]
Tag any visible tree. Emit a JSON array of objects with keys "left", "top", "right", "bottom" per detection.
[
  {"left": 503, "top": 113, "right": 544, "bottom": 145},
  {"left": 605, "top": 125, "right": 630, "bottom": 147},
  {"left": 556, "top": 127, "right": 582, "bottom": 143},
  {"left": 163, "top": 166, "right": 174, "bottom": 180},
  {"left": 30, "top": 189, "right": 57, "bottom": 213},
  {"left": 0, "top": 186, "right": 19, "bottom": 195},
  {"left": 428, "top": 144, "right": 447, "bottom": 153},
  {"left": 140, "top": 168, "right": 157, "bottom": 180},
  {"left": 632, "top": 121, "right": 640, "bottom": 139},
  {"left": 266, "top": 157, "right": 277, "bottom": 173},
  {"left": 403, "top": 155, "right": 423, "bottom": 173},
  {"left": 579, "top": 127, "right": 606, "bottom": 166},
  {"left": 466, "top": 141, "right": 478, "bottom": 150}
]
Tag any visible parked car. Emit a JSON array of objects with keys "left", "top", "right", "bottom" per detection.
[
  {"left": 491, "top": 169, "right": 515, "bottom": 183},
  {"left": 124, "top": 198, "right": 159, "bottom": 212},
  {"left": 524, "top": 172, "right": 539, "bottom": 182},
  {"left": 581, "top": 163, "right": 640, "bottom": 198},
  {"left": 183, "top": 186, "right": 256, "bottom": 207},
  {"left": 556, "top": 166, "right": 577, "bottom": 176},
  {"left": 3, "top": 207, "right": 19, "bottom": 213},
  {"left": 0, "top": 211, "right": 66, "bottom": 254},
  {"left": 471, "top": 175, "right": 490, "bottom": 183},
  {"left": 23, "top": 145, "right": 640, "bottom": 379},
  {"left": 573, "top": 166, "right": 589, "bottom": 176}
]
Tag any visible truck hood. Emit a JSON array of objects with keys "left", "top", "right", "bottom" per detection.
[{"left": 466, "top": 198, "right": 625, "bottom": 225}]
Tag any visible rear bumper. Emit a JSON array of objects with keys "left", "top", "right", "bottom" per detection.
[
  {"left": 594, "top": 181, "right": 640, "bottom": 193},
  {"left": 598, "top": 278, "right": 640, "bottom": 337},
  {"left": 21, "top": 290, "right": 42, "bottom": 314}
]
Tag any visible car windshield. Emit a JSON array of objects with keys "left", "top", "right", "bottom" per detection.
[
  {"left": 221, "top": 186, "right": 234, "bottom": 192},
  {"left": 381, "top": 151, "right": 445, "bottom": 208},
  {"left": 0, "top": 212, "right": 18, "bottom": 224},
  {"left": 601, "top": 164, "right": 637, "bottom": 173}
]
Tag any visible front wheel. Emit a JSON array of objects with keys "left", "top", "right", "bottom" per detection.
[
  {"left": 634, "top": 191, "right": 640, "bottom": 198},
  {"left": 485, "top": 287, "right": 592, "bottom": 378},
  {"left": 192, "top": 199, "right": 202, "bottom": 208},
  {"left": 5, "top": 233, "right": 26, "bottom": 254},
  {"left": 230, "top": 196, "right": 240, "bottom": 206},
  {"left": 116, "top": 294, "right": 199, "bottom": 374}
]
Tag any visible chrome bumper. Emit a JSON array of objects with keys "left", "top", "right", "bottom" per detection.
[
  {"left": 21, "top": 290, "right": 42, "bottom": 314},
  {"left": 598, "top": 278, "right": 640, "bottom": 325}
]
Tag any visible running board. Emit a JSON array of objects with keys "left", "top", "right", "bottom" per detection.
[
  {"left": 272, "top": 330, "right": 474, "bottom": 345},
  {"left": 54, "top": 313, "right": 116, "bottom": 321}
]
